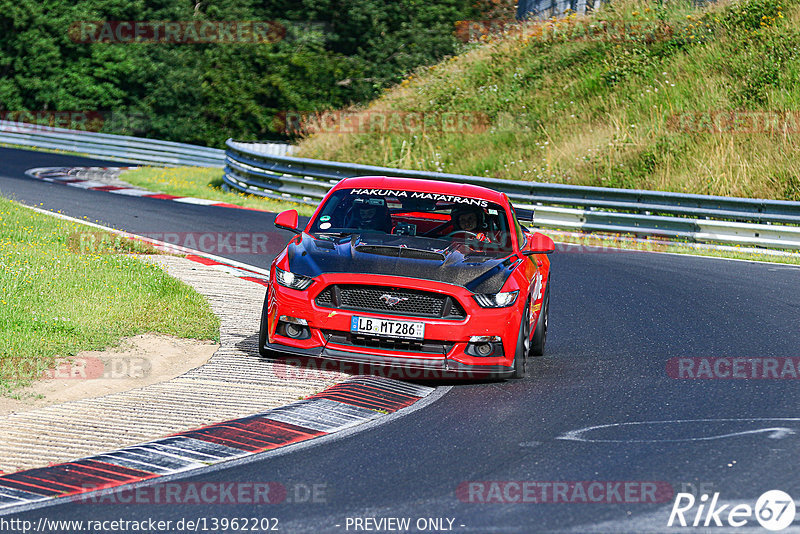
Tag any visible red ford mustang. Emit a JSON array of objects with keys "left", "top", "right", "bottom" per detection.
[{"left": 258, "top": 176, "right": 553, "bottom": 379}]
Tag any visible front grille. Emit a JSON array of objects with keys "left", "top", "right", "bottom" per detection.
[
  {"left": 323, "top": 330, "right": 454, "bottom": 355},
  {"left": 315, "top": 285, "right": 466, "bottom": 320}
]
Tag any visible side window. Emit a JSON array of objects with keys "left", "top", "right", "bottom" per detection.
[{"left": 513, "top": 213, "right": 525, "bottom": 248}]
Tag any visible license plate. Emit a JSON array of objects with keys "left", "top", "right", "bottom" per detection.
[{"left": 350, "top": 316, "right": 425, "bottom": 340}]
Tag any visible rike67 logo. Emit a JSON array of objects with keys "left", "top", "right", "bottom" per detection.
[{"left": 668, "top": 490, "right": 796, "bottom": 531}]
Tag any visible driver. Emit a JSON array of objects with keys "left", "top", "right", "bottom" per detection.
[
  {"left": 346, "top": 197, "right": 392, "bottom": 232},
  {"left": 450, "top": 207, "right": 488, "bottom": 241}
]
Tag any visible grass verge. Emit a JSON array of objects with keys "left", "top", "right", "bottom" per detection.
[
  {"left": 121, "top": 167, "right": 317, "bottom": 216},
  {"left": 0, "top": 195, "right": 220, "bottom": 397}
]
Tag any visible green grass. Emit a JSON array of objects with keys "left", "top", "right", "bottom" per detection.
[
  {"left": 121, "top": 167, "right": 317, "bottom": 216},
  {"left": 296, "top": 0, "right": 800, "bottom": 201},
  {"left": 0, "top": 195, "right": 220, "bottom": 396}
]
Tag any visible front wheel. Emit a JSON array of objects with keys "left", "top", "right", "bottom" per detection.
[
  {"left": 511, "top": 302, "right": 530, "bottom": 379},
  {"left": 530, "top": 283, "right": 549, "bottom": 357},
  {"left": 258, "top": 298, "right": 279, "bottom": 359}
]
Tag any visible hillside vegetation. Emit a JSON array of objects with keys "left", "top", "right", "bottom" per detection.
[{"left": 297, "top": 0, "right": 800, "bottom": 200}]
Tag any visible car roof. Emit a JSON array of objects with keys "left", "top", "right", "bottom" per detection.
[{"left": 329, "top": 176, "right": 508, "bottom": 205}]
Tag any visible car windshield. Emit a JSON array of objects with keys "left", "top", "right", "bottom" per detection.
[{"left": 309, "top": 188, "right": 514, "bottom": 254}]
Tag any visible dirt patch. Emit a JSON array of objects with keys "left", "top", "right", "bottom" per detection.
[{"left": 0, "top": 334, "right": 218, "bottom": 416}]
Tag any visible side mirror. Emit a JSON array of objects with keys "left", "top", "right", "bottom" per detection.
[
  {"left": 523, "top": 232, "right": 555, "bottom": 254},
  {"left": 275, "top": 209, "right": 301, "bottom": 234}
]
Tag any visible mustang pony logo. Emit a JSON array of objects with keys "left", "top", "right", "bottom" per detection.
[{"left": 380, "top": 294, "right": 409, "bottom": 307}]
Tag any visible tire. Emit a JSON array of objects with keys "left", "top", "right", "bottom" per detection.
[
  {"left": 511, "top": 302, "right": 530, "bottom": 379},
  {"left": 258, "top": 298, "right": 278, "bottom": 359},
  {"left": 530, "top": 283, "right": 549, "bottom": 357}
]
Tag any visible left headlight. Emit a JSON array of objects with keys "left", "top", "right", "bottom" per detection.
[
  {"left": 472, "top": 290, "right": 519, "bottom": 308},
  {"left": 274, "top": 267, "right": 314, "bottom": 290}
]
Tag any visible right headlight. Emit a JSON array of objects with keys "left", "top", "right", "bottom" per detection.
[
  {"left": 472, "top": 290, "right": 519, "bottom": 308},
  {"left": 274, "top": 267, "right": 314, "bottom": 290}
]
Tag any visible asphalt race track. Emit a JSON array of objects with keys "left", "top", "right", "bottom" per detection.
[
  {"left": 3, "top": 146, "right": 800, "bottom": 533},
  {"left": 0, "top": 147, "right": 290, "bottom": 269}
]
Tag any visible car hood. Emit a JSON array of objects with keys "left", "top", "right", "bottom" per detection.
[{"left": 286, "top": 233, "right": 518, "bottom": 294}]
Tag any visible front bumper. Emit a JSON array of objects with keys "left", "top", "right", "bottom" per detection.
[
  {"left": 263, "top": 340, "right": 515, "bottom": 379},
  {"left": 265, "top": 273, "right": 523, "bottom": 379}
]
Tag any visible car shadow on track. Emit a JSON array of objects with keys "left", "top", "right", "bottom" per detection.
[{"left": 235, "top": 333, "right": 507, "bottom": 388}]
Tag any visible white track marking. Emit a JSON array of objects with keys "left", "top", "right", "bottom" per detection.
[
  {"left": 557, "top": 418, "right": 800, "bottom": 443},
  {"left": 109, "top": 188, "right": 156, "bottom": 196},
  {"left": 172, "top": 197, "right": 222, "bottom": 205}
]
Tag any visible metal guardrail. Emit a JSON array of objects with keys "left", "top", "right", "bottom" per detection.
[
  {"left": 0, "top": 121, "right": 230, "bottom": 167},
  {"left": 517, "top": 0, "right": 598, "bottom": 20},
  {"left": 224, "top": 139, "right": 800, "bottom": 250}
]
